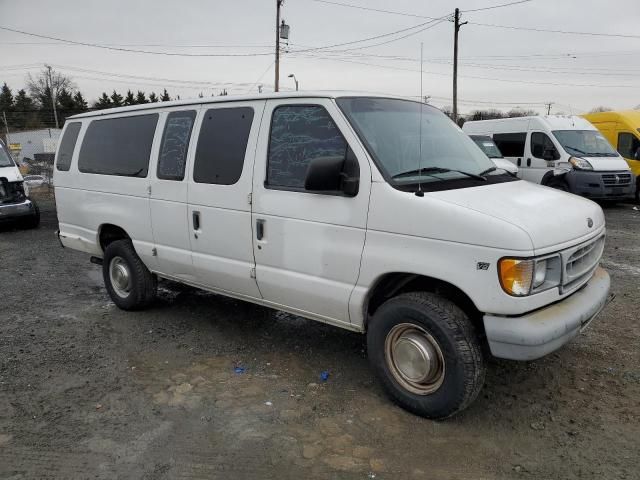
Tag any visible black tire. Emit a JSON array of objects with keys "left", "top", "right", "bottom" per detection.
[
  {"left": 547, "top": 177, "right": 569, "bottom": 192},
  {"left": 22, "top": 200, "right": 40, "bottom": 229},
  {"left": 367, "top": 292, "right": 485, "bottom": 419},
  {"left": 102, "top": 239, "right": 157, "bottom": 310}
]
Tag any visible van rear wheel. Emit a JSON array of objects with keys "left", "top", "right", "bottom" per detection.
[
  {"left": 103, "top": 239, "right": 156, "bottom": 310},
  {"left": 367, "top": 292, "right": 485, "bottom": 419}
]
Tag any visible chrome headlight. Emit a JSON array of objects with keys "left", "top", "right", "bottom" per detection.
[
  {"left": 498, "top": 255, "right": 561, "bottom": 296},
  {"left": 569, "top": 157, "right": 593, "bottom": 170}
]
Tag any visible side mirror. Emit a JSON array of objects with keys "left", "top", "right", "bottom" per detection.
[
  {"left": 304, "top": 148, "right": 360, "bottom": 197},
  {"left": 543, "top": 148, "right": 560, "bottom": 161}
]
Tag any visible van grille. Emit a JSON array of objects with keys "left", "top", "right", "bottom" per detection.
[
  {"left": 561, "top": 235, "right": 605, "bottom": 292},
  {"left": 601, "top": 173, "right": 632, "bottom": 186}
]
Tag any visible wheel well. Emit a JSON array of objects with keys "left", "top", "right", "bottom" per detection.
[
  {"left": 541, "top": 171, "right": 556, "bottom": 186},
  {"left": 364, "top": 273, "right": 484, "bottom": 335},
  {"left": 98, "top": 224, "right": 130, "bottom": 251}
]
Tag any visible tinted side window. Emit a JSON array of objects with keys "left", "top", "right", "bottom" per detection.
[
  {"left": 193, "top": 107, "right": 254, "bottom": 185},
  {"left": 493, "top": 132, "right": 526, "bottom": 157},
  {"left": 267, "top": 105, "right": 347, "bottom": 189},
  {"left": 78, "top": 114, "right": 158, "bottom": 177},
  {"left": 618, "top": 132, "right": 640, "bottom": 160},
  {"left": 157, "top": 110, "right": 196, "bottom": 180},
  {"left": 56, "top": 122, "right": 82, "bottom": 171},
  {"left": 531, "top": 132, "right": 558, "bottom": 159}
]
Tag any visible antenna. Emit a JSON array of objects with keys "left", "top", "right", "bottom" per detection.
[{"left": 416, "top": 42, "right": 424, "bottom": 197}]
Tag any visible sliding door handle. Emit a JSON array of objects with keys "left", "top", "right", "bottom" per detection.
[
  {"left": 192, "top": 211, "right": 200, "bottom": 231},
  {"left": 256, "top": 219, "right": 265, "bottom": 240}
]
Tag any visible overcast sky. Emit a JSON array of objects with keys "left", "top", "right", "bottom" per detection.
[{"left": 1, "top": 0, "right": 639, "bottom": 115}]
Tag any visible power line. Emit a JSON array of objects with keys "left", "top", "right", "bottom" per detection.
[
  {"left": 308, "top": 0, "right": 436, "bottom": 19},
  {"left": 468, "top": 21, "right": 640, "bottom": 39},
  {"left": 292, "top": 52, "right": 640, "bottom": 88},
  {"left": 0, "top": 41, "right": 273, "bottom": 48},
  {"left": 461, "top": 0, "right": 532, "bottom": 13},
  {"left": 0, "top": 25, "right": 276, "bottom": 57}
]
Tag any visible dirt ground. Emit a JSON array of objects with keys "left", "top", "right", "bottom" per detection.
[{"left": 1, "top": 197, "right": 638, "bottom": 480}]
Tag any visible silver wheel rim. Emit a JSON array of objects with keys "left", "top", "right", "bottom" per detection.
[
  {"left": 384, "top": 323, "right": 445, "bottom": 395},
  {"left": 109, "top": 256, "right": 131, "bottom": 298}
]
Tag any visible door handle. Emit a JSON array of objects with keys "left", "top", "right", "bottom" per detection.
[
  {"left": 517, "top": 158, "right": 521, "bottom": 166},
  {"left": 527, "top": 158, "right": 532, "bottom": 167},
  {"left": 193, "top": 211, "right": 200, "bottom": 231},
  {"left": 256, "top": 219, "right": 265, "bottom": 240}
]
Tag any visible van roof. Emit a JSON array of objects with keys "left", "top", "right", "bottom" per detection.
[
  {"left": 463, "top": 115, "right": 595, "bottom": 132},
  {"left": 582, "top": 110, "right": 640, "bottom": 126},
  {"left": 68, "top": 91, "right": 412, "bottom": 120}
]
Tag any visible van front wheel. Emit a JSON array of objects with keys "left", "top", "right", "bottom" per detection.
[
  {"left": 367, "top": 292, "right": 485, "bottom": 419},
  {"left": 103, "top": 239, "right": 156, "bottom": 310}
]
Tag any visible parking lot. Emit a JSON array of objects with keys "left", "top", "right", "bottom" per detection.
[{"left": 1, "top": 197, "right": 638, "bottom": 479}]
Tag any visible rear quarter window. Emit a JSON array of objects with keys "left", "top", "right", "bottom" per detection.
[
  {"left": 78, "top": 114, "right": 159, "bottom": 177},
  {"left": 56, "top": 122, "right": 82, "bottom": 171}
]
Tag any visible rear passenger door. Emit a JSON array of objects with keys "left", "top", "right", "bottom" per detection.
[
  {"left": 149, "top": 108, "right": 199, "bottom": 281},
  {"left": 187, "top": 101, "right": 265, "bottom": 298},
  {"left": 251, "top": 99, "right": 371, "bottom": 325}
]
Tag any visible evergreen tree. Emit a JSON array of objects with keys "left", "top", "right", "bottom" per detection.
[
  {"left": 94, "top": 92, "right": 112, "bottom": 110},
  {"left": 219, "top": 89, "right": 228, "bottom": 96},
  {"left": 110, "top": 90, "right": 124, "bottom": 107},
  {"left": 135, "top": 91, "right": 148, "bottom": 104},
  {"left": 160, "top": 89, "right": 170, "bottom": 101},
  {"left": 148, "top": 92, "right": 159, "bottom": 103},
  {"left": 73, "top": 92, "right": 88, "bottom": 112},
  {"left": 0, "top": 83, "right": 14, "bottom": 114},
  {"left": 13, "top": 89, "right": 38, "bottom": 130},
  {"left": 124, "top": 90, "right": 136, "bottom": 106},
  {"left": 57, "top": 88, "right": 76, "bottom": 124}
]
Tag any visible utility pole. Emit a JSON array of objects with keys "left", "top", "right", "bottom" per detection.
[
  {"left": 275, "top": 0, "right": 283, "bottom": 92},
  {"left": 452, "top": 8, "right": 467, "bottom": 123},
  {"left": 2, "top": 111, "right": 9, "bottom": 138},
  {"left": 45, "top": 64, "right": 59, "bottom": 129},
  {"left": 546, "top": 102, "right": 553, "bottom": 115}
]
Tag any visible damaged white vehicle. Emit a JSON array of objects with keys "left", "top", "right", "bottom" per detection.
[{"left": 0, "top": 140, "right": 39, "bottom": 228}]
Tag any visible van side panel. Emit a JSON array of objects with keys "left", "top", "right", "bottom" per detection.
[{"left": 55, "top": 115, "right": 160, "bottom": 269}]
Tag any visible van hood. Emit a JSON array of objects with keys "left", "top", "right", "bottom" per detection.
[
  {"left": 432, "top": 180, "right": 604, "bottom": 251},
  {"left": 0, "top": 165, "right": 23, "bottom": 182},
  {"left": 581, "top": 156, "right": 630, "bottom": 172}
]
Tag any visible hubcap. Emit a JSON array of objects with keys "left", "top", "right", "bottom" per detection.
[
  {"left": 109, "top": 256, "right": 131, "bottom": 298},
  {"left": 385, "top": 324, "right": 445, "bottom": 395}
]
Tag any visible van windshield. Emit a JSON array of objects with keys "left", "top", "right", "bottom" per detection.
[
  {"left": 552, "top": 130, "right": 618, "bottom": 157},
  {"left": 0, "top": 143, "right": 15, "bottom": 167},
  {"left": 470, "top": 136, "right": 503, "bottom": 158},
  {"left": 337, "top": 97, "right": 514, "bottom": 191}
]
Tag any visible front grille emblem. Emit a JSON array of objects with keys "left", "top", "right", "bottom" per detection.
[{"left": 587, "top": 218, "right": 593, "bottom": 228}]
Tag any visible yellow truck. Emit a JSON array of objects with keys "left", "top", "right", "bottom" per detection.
[{"left": 582, "top": 110, "right": 640, "bottom": 202}]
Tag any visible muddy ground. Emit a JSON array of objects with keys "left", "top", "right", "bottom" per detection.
[{"left": 0, "top": 198, "right": 638, "bottom": 479}]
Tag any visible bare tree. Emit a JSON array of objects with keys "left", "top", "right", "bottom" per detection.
[
  {"left": 26, "top": 67, "right": 75, "bottom": 106},
  {"left": 589, "top": 106, "right": 613, "bottom": 113},
  {"left": 506, "top": 108, "right": 537, "bottom": 118}
]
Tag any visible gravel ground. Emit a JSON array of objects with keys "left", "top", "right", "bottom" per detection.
[{"left": 1, "top": 198, "right": 638, "bottom": 479}]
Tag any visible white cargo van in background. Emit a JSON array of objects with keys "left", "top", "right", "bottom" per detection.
[
  {"left": 463, "top": 115, "right": 634, "bottom": 200},
  {"left": 54, "top": 93, "right": 611, "bottom": 419}
]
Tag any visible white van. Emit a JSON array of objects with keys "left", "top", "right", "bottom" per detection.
[
  {"left": 54, "top": 93, "right": 611, "bottom": 419},
  {"left": 463, "top": 115, "right": 634, "bottom": 199},
  {"left": 0, "top": 139, "right": 39, "bottom": 227},
  {"left": 468, "top": 134, "right": 519, "bottom": 176}
]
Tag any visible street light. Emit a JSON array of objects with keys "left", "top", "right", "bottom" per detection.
[{"left": 288, "top": 73, "right": 299, "bottom": 91}]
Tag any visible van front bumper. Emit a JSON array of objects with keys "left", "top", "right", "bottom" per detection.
[
  {"left": 483, "top": 267, "right": 610, "bottom": 361},
  {"left": 566, "top": 170, "right": 634, "bottom": 199},
  {"left": 0, "top": 199, "right": 35, "bottom": 221}
]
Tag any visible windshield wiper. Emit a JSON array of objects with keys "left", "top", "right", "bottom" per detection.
[
  {"left": 564, "top": 145, "right": 587, "bottom": 155},
  {"left": 479, "top": 166, "right": 498, "bottom": 175},
  {"left": 392, "top": 166, "right": 487, "bottom": 182}
]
